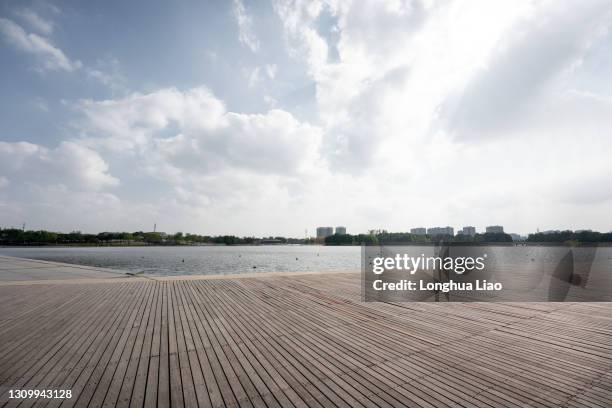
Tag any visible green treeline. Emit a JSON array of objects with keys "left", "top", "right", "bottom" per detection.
[
  {"left": 526, "top": 230, "right": 612, "bottom": 243},
  {"left": 2, "top": 228, "right": 611, "bottom": 246},
  {"left": 0, "top": 229, "right": 311, "bottom": 246},
  {"left": 325, "top": 230, "right": 612, "bottom": 245},
  {"left": 324, "top": 232, "right": 513, "bottom": 245}
]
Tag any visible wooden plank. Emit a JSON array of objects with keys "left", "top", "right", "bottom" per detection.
[
  {"left": 124, "top": 281, "right": 161, "bottom": 407},
  {"left": 171, "top": 281, "right": 198, "bottom": 408},
  {"left": 69, "top": 282, "right": 151, "bottom": 407},
  {"left": 157, "top": 280, "right": 171, "bottom": 408},
  {"left": 142, "top": 281, "right": 163, "bottom": 408},
  {"left": 24, "top": 283, "right": 151, "bottom": 408},
  {"left": 0, "top": 258, "right": 610, "bottom": 408},
  {"left": 87, "top": 282, "right": 155, "bottom": 408},
  {"left": 0, "top": 284, "right": 128, "bottom": 407},
  {"left": 58, "top": 283, "right": 148, "bottom": 408},
  {"left": 102, "top": 282, "right": 156, "bottom": 407},
  {"left": 114, "top": 282, "right": 158, "bottom": 408},
  {"left": 167, "top": 280, "right": 185, "bottom": 408}
]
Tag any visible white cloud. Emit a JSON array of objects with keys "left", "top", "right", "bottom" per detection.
[
  {"left": 439, "top": 0, "right": 612, "bottom": 140},
  {"left": 75, "top": 86, "right": 227, "bottom": 150},
  {"left": 0, "top": 84, "right": 326, "bottom": 233},
  {"left": 0, "top": 141, "right": 118, "bottom": 191},
  {"left": 247, "top": 66, "right": 261, "bottom": 87},
  {"left": 0, "top": 17, "right": 81, "bottom": 72},
  {"left": 233, "top": 0, "right": 260, "bottom": 52},
  {"left": 266, "top": 0, "right": 612, "bottom": 233},
  {"left": 0, "top": 15, "right": 121, "bottom": 90},
  {"left": 86, "top": 57, "right": 127, "bottom": 93},
  {"left": 15, "top": 8, "right": 54, "bottom": 35},
  {"left": 272, "top": 0, "right": 612, "bottom": 169},
  {"left": 266, "top": 64, "right": 278, "bottom": 79},
  {"left": 0, "top": 185, "right": 126, "bottom": 232},
  {"left": 247, "top": 64, "right": 278, "bottom": 87},
  {"left": 73, "top": 86, "right": 322, "bottom": 177},
  {"left": 3, "top": 1, "right": 612, "bottom": 235}
]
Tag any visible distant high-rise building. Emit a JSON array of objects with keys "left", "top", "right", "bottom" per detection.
[
  {"left": 461, "top": 226, "right": 476, "bottom": 237},
  {"left": 335, "top": 226, "right": 347, "bottom": 235},
  {"left": 486, "top": 225, "right": 504, "bottom": 233},
  {"left": 427, "top": 226, "right": 454, "bottom": 236},
  {"left": 410, "top": 227, "right": 426, "bottom": 235},
  {"left": 509, "top": 233, "right": 525, "bottom": 241},
  {"left": 316, "top": 227, "right": 334, "bottom": 238}
]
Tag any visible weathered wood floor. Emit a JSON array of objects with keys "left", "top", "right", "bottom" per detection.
[{"left": 0, "top": 256, "right": 611, "bottom": 407}]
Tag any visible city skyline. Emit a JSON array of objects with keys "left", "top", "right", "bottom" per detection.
[
  {"left": 2, "top": 221, "right": 604, "bottom": 239},
  {"left": 2, "top": 0, "right": 612, "bottom": 236}
]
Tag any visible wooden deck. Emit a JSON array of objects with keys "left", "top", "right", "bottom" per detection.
[{"left": 0, "top": 256, "right": 611, "bottom": 407}]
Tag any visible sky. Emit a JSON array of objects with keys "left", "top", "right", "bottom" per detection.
[{"left": 1, "top": 0, "right": 612, "bottom": 237}]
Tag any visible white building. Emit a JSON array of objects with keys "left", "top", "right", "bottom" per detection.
[
  {"left": 460, "top": 226, "right": 476, "bottom": 237},
  {"left": 410, "top": 227, "right": 426, "bottom": 235},
  {"left": 335, "top": 226, "right": 347, "bottom": 235},
  {"left": 427, "top": 226, "right": 454, "bottom": 236},
  {"left": 486, "top": 225, "right": 504, "bottom": 233},
  {"left": 316, "top": 227, "right": 334, "bottom": 238}
]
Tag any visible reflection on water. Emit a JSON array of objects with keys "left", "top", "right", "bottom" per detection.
[{"left": 0, "top": 245, "right": 361, "bottom": 276}]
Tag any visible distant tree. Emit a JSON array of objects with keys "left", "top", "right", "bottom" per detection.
[
  {"left": 478, "top": 232, "right": 513, "bottom": 243},
  {"left": 325, "top": 234, "right": 353, "bottom": 245},
  {"left": 143, "top": 232, "right": 163, "bottom": 244},
  {"left": 354, "top": 234, "right": 378, "bottom": 246},
  {"left": 120, "top": 232, "right": 134, "bottom": 241},
  {"left": 213, "top": 235, "right": 239, "bottom": 245},
  {"left": 527, "top": 230, "right": 612, "bottom": 243},
  {"left": 452, "top": 234, "right": 474, "bottom": 243},
  {"left": 376, "top": 232, "right": 415, "bottom": 244}
]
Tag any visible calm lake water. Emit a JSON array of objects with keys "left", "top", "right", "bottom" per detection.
[{"left": 0, "top": 245, "right": 361, "bottom": 276}]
